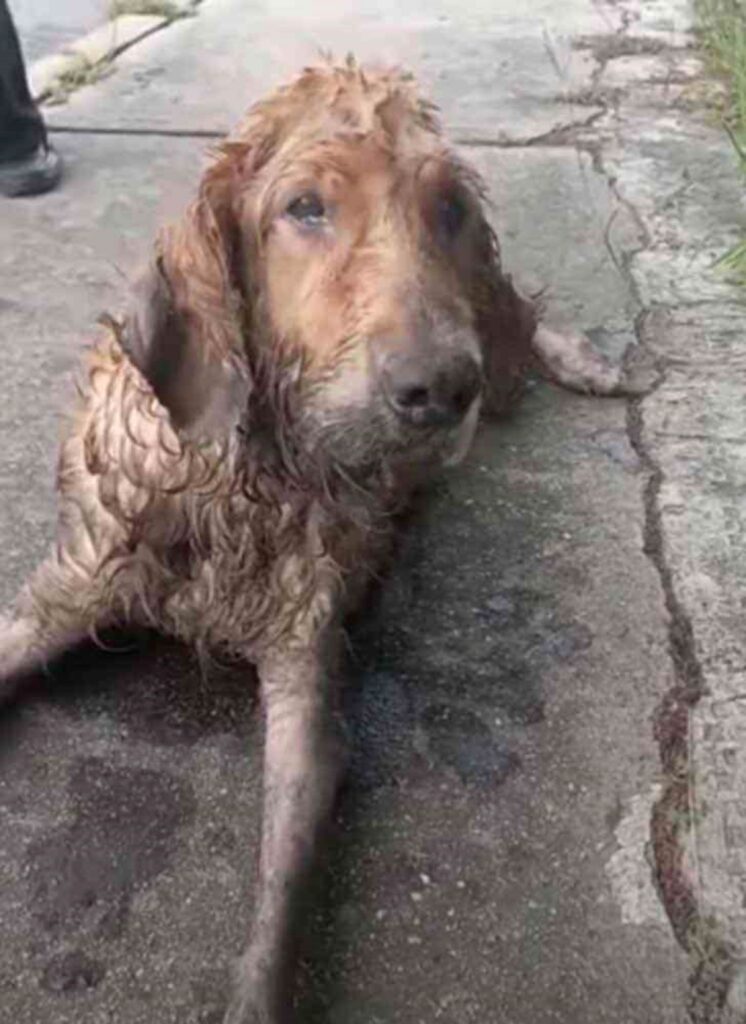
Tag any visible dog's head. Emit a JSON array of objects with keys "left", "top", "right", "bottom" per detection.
[{"left": 123, "top": 61, "right": 533, "bottom": 474}]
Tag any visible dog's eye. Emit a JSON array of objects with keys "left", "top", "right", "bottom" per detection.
[
  {"left": 286, "top": 192, "right": 327, "bottom": 228},
  {"left": 437, "top": 192, "right": 467, "bottom": 238}
]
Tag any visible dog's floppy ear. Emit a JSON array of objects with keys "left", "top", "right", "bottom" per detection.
[
  {"left": 122, "top": 144, "right": 259, "bottom": 439},
  {"left": 470, "top": 216, "right": 538, "bottom": 417}
]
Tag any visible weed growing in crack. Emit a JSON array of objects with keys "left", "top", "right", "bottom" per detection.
[{"left": 45, "top": 56, "right": 113, "bottom": 106}]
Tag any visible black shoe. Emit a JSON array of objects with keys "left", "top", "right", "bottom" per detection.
[{"left": 0, "top": 144, "right": 62, "bottom": 197}]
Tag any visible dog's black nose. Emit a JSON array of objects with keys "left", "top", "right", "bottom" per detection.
[{"left": 381, "top": 351, "right": 481, "bottom": 428}]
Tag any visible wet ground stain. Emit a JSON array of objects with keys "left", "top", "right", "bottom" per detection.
[
  {"left": 292, "top": 456, "right": 599, "bottom": 1019},
  {"left": 39, "top": 631, "right": 256, "bottom": 746},
  {"left": 419, "top": 702, "right": 520, "bottom": 786},
  {"left": 341, "top": 486, "right": 593, "bottom": 794},
  {"left": 26, "top": 757, "right": 196, "bottom": 938}
]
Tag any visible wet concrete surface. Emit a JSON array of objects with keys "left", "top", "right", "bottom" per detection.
[
  {"left": 0, "top": 640, "right": 263, "bottom": 1024},
  {"left": 288, "top": 384, "right": 685, "bottom": 1024}
]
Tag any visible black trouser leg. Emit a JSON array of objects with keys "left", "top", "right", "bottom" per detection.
[{"left": 0, "top": 0, "right": 45, "bottom": 162}]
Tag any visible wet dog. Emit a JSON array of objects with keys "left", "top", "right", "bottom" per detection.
[{"left": 0, "top": 60, "right": 639, "bottom": 1023}]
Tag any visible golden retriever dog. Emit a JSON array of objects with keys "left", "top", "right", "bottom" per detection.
[{"left": 0, "top": 60, "right": 638, "bottom": 1023}]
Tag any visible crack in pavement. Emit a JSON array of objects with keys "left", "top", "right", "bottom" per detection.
[
  {"left": 575, "top": 14, "right": 738, "bottom": 1019},
  {"left": 454, "top": 106, "right": 608, "bottom": 148},
  {"left": 626, "top": 345, "right": 735, "bottom": 1024}
]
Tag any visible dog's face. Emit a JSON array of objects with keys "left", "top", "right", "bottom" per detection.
[
  {"left": 124, "top": 64, "right": 527, "bottom": 473},
  {"left": 249, "top": 121, "right": 487, "bottom": 468}
]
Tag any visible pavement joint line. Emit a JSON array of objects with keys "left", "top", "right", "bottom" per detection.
[
  {"left": 48, "top": 125, "right": 225, "bottom": 138},
  {"left": 47, "top": 126, "right": 608, "bottom": 148},
  {"left": 47, "top": 119, "right": 611, "bottom": 148}
]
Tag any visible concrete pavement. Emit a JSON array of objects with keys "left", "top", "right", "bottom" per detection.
[
  {"left": 13, "top": 0, "right": 107, "bottom": 64},
  {"left": 1, "top": 0, "right": 745, "bottom": 1020}
]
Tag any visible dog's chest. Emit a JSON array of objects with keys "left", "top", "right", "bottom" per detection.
[{"left": 152, "top": 491, "right": 371, "bottom": 656}]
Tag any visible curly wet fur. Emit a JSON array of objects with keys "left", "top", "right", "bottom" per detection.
[{"left": 21, "top": 336, "right": 388, "bottom": 659}]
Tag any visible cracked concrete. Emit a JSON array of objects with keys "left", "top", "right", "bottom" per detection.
[
  {"left": 579, "top": 6, "right": 746, "bottom": 1017},
  {"left": 1, "top": 0, "right": 746, "bottom": 1021},
  {"left": 586, "top": 4, "right": 746, "bottom": 1019}
]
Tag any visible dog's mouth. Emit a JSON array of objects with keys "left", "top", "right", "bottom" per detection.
[
  {"left": 275, "top": 335, "right": 484, "bottom": 476},
  {"left": 294, "top": 388, "right": 481, "bottom": 478}
]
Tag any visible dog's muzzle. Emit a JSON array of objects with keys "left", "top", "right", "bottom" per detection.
[{"left": 379, "top": 349, "right": 482, "bottom": 429}]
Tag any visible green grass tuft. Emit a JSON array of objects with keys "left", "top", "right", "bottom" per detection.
[{"left": 695, "top": 0, "right": 746, "bottom": 279}]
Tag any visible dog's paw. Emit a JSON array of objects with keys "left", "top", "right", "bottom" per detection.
[
  {"left": 532, "top": 325, "right": 619, "bottom": 395},
  {"left": 532, "top": 325, "right": 659, "bottom": 398}
]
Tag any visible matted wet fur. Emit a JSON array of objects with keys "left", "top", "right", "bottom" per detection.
[{"left": 0, "top": 59, "right": 639, "bottom": 1024}]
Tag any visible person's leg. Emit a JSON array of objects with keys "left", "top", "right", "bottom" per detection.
[
  {"left": 0, "top": 0, "right": 45, "bottom": 161},
  {"left": 0, "top": 0, "right": 61, "bottom": 196}
]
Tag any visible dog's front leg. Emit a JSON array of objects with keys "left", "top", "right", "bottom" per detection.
[{"left": 225, "top": 643, "right": 346, "bottom": 1024}]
